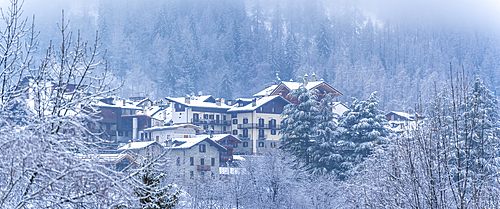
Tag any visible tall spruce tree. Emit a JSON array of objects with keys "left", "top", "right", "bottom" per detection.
[
  {"left": 280, "top": 86, "right": 319, "bottom": 162},
  {"left": 309, "top": 93, "right": 339, "bottom": 175},
  {"left": 219, "top": 73, "right": 233, "bottom": 100},
  {"left": 335, "top": 92, "right": 389, "bottom": 178}
]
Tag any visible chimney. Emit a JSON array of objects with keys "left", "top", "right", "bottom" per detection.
[
  {"left": 122, "top": 99, "right": 126, "bottom": 106},
  {"left": 198, "top": 91, "right": 203, "bottom": 96},
  {"left": 128, "top": 140, "right": 131, "bottom": 148},
  {"left": 185, "top": 95, "right": 190, "bottom": 104},
  {"left": 252, "top": 98, "right": 257, "bottom": 107},
  {"left": 216, "top": 98, "right": 221, "bottom": 106},
  {"left": 304, "top": 74, "right": 309, "bottom": 85},
  {"left": 312, "top": 72, "right": 317, "bottom": 82},
  {"left": 221, "top": 98, "right": 225, "bottom": 105}
]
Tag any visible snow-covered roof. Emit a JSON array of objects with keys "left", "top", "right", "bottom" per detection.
[
  {"left": 228, "top": 95, "right": 288, "bottom": 112},
  {"left": 93, "top": 100, "right": 142, "bottom": 110},
  {"left": 143, "top": 124, "right": 200, "bottom": 132},
  {"left": 195, "top": 134, "right": 242, "bottom": 143},
  {"left": 332, "top": 102, "right": 349, "bottom": 116},
  {"left": 387, "top": 111, "right": 413, "bottom": 121},
  {"left": 117, "top": 141, "right": 161, "bottom": 151},
  {"left": 165, "top": 96, "right": 232, "bottom": 109},
  {"left": 96, "top": 152, "right": 136, "bottom": 164},
  {"left": 253, "top": 81, "right": 342, "bottom": 97},
  {"left": 253, "top": 85, "right": 278, "bottom": 97},
  {"left": 169, "top": 137, "right": 227, "bottom": 151}
]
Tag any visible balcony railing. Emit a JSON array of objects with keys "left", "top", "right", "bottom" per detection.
[
  {"left": 191, "top": 119, "right": 231, "bottom": 126},
  {"left": 237, "top": 123, "right": 281, "bottom": 129},
  {"left": 197, "top": 165, "right": 211, "bottom": 171},
  {"left": 196, "top": 130, "right": 230, "bottom": 135}
]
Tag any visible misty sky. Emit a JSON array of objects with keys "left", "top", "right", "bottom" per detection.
[{"left": 0, "top": 0, "right": 499, "bottom": 31}]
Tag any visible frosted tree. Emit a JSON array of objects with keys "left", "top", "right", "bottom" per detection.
[
  {"left": 0, "top": 1, "right": 132, "bottom": 208},
  {"left": 280, "top": 86, "right": 319, "bottom": 163},
  {"left": 133, "top": 156, "right": 180, "bottom": 209},
  {"left": 309, "top": 93, "right": 340, "bottom": 175},
  {"left": 219, "top": 73, "right": 233, "bottom": 100},
  {"left": 335, "top": 92, "right": 389, "bottom": 179}
]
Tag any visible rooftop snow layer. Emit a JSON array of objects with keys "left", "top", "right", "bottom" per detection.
[{"left": 117, "top": 141, "right": 159, "bottom": 151}]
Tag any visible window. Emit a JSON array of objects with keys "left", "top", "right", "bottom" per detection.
[
  {"left": 233, "top": 130, "right": 238, "bottom": 135},
  {"left": 233, "top": 143, "right": 238, "bottom": 148},
  {"left": 243, "top": 142, "right": 248, "bottom": 147},
  {"left": 259, "top": 129, "right": 264, "bottom": 137},
  {"left": 243, "top": 118, "right": 248, "bottom": 124},
  {"left": 190, "top": 171, "right": 194, "bottom": 179},
  {"left": 200, "top": 158, "right": 205, "bottom": 165},
  {"left": 106, "top": 124, "right": 110, "bottom": 130},
  {"left": 156, "top": 136, "right": 159, "bottom": 142},
  {"left": 118, "top": 131, "right": 123, "bottom": 136},
  {"left": 141, "top": 133, "right": 144, "bottom": 139},
  {"left": 271, "top": 129, "right": 277, "bottom": 135},
  {"left": 270, "top": 119, "right": 276, "bottom": 128},
  {"left": 223, "top": 126, "right": 226, "bottom": 132},
  {"left": 204, "top": 114, "right": 208, "bottom": 119},
  {"left": 259, "top": 142, "right": 264, "bottom": 147},
  {"left": 259, "top": 118, "right": 264, "bottom": 127},
  {"left": 233, "top": 119, "right": 238, "bottom": 124},
  {"left": 199, "top": 144, "right": 206, "bottom": 152},
  {"left": 211, "top": 158, "right": 215, "bottom": 166},
  {"left": 204, "top": 125, "right": 208, "bottom": 130},
  {"left": 193, "top": 113, "right": 199, "bottom": 122},
  {"left": 271, "top": 142, "right": 276, "bottom": 148},
  {"left": 272, "top": 108, "right": 275, "bottom": 113},
  {"left": 223, "top": 115, "right": 227, "bottom": 121},
  {"left": 125, "top": 131, "right": 129, "bottom": 137},
  {"left": 209, "top": 115, "right": 214, "bottom": 119},
  {"left": 190, "top": 157, "right": 194, "bottom": 166},
  {"left": 231, "top": 113, "right": 237, "bottom": 118},
  {"left": 176, "top": 157, "right": 180, "bottom": 166},
  {"left": 243, "top": 129, "right": 248, "bottom": 137}
]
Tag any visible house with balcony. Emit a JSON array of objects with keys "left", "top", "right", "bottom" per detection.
[
  {"left": 228, "top": 95, "right": 289, "bottom": 154},
  {"left": 169, "top": 137, "right": 227, "bottom": 182},
  {"left": 165, "top": 95, "right": 232, "bottom": 135}
]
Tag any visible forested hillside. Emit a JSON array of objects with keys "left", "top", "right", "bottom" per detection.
[{"left": 23, "top": 0, "right": 500, "bottom": 111}]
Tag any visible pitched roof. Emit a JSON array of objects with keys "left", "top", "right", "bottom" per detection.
[
  {"left": 117, "top": 141, "right": 162, "bottom": 151},
  {"left": 228, "top": 95, "right": 289, "bottom": 112},
  {"left": 195, "top": 134, "right": 242, "bottom": 143},
  {"left": 254, "top": 81, "right": 343, "bottom": 97},
  {"left": 165, "top": 95, "right": 232, "bottom": 109},
  {"left": 169, "top": 137, "right": 227, "bottom": 151},
  {"left": 143, "top": 124, "right": 201, "bottom": 132}
]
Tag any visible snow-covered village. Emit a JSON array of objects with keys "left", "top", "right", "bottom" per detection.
[{"left": 2, "top": 0, "right": 500, "bottom": 208}]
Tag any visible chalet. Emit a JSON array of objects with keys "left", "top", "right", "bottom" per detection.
[
  {"left": 142, "top": 124, "right": 200, "bottom": 144},
  {"left": 228, "top": 95, "right": 289, "bottom": 154},
  {"left": 169, "top": 137, "right": 227, "bottom": 182},
  {"left": 253, "top": 73, "right": 343, "bottom": 104},
  {"left": 165, "top": 95, "right": 232, "bottom": 135},
  {"left": 386, "top": 111, "right": 423, "bottom": 134}
]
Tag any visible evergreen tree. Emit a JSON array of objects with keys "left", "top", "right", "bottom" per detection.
[
  {"left": 219, "top": 73, "right": 233, "bottom": 100},
  {"left": 135, "top": 158, "right": 180, "bottom": 209},
  {"left": 309, "top": 93, "right": 339, "bottom": 175},
  {"left": 280, "top": 86, "right": 319, "bottom": 162},
  {"left": 335, "top": 92, "right": 389, "bottom": 178}
]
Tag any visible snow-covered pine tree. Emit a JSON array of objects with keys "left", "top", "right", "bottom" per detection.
[
  {"left": 335, "top": 91, "right": 389, "bottom": 178},
  {"left": 134, "top": 157, "right": 180, "bottom": 209},
  {"left": 219, "top": 73, "right": 233, "bottom": 100},
  {"left": 280, "top": 86, "right": 319, "bottom": 163},
  {"left": 309, "top": 93, "right": 339, "bottom": 175}
]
